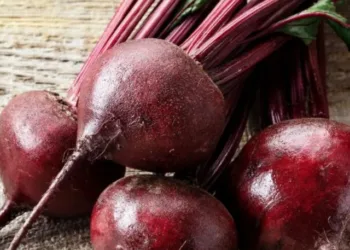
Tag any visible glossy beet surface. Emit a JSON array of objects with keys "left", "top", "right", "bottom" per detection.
[
  {"left": 0, "top": 91, "right": 125, "bottom": 217},
  {"left": 78, "top": 38, "right": 225, "bottom": 173},
  {"left": 219, "top": 118, "right": 350, "bottom": 250},
  {"left": 91, "top": 175, "right": 237, "bottom": 250}
]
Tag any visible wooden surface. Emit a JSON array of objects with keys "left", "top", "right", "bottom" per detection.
[{"left": 0, "top": 0, "right": 119, "bottom": 109}]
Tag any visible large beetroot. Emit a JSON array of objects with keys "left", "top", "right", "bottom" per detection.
[
  {"left": 91, "top": 175, "right": 238, "bottom": 250},
  {"left": 219, "top": 118, "right": 350, "bottom": 250},
  {"left": 0, "top": 91, "right": 125, "bottom": 222},
  {"left": 78, "top": 38, "right": 225, "bottom": 173}
]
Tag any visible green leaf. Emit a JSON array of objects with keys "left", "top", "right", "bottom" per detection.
[
  {"left": 180, "top": 0, "right": 209, "bottom": 19},
  {"left": 172, "top": 0, "right": 209, "bottom": 27},
  {"left": 278, "top": 0, "right": 350, "bottom": 49},
  {"left": 327, "top": 20, "right": 350, "bottom": 50},
  {"left": 280, "top": 18, "right": 320, "bottom": 45}
]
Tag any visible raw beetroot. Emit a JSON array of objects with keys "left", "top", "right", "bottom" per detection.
[
  {"left": 0, "top": 91, "right": 125, "bottom": 221},
  {"left": 219, "top": 118, "right": 350, "bottom": 250},
  {"left": 77, "top": 38, "right": 225, "bottom": 173},
  {"left": 91, "top": 175, "right": 238, "bottom": 250}
]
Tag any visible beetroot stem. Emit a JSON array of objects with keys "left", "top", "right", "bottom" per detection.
[
  {"left": 307, "top": 39, "right": 329, "bottom": 118},
  {"left": 208, "top": 36, "right": 289, "bottom": 86},
  {"left": 198, "top": 80, "right": 255, "bottom": 191},
  {"left": 134, "top": 0, "right": 181, "bottom": 39},
  {"left": 290, "top": 44, "right": 307, "bottom": 118},
  {"left": 192, "top": 0, "right": 300, "bottom": 68},
  {"left": 184, "top": 0, "right": 244, "bottom": 54},
  {"left": 0, "top": 199, "right": 14, "bottom": 226},
  {"left": 8, "top": 149, "right": 87, "bottom": 250},
  {"left": 166, "top": 14, "right": 202, "bottom": 45}
]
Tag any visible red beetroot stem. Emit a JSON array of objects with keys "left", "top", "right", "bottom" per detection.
[
  {"left": 0, "top": 199, "right": 14, "bottom": 226},
  {"left": 8, "top": 150, "right": 86, "bottom": 250},
  {"left": 197, "top": 78, "right": 256, "bottom": 191},
  {"left": 184, "top": 0, "right": 244, "bottom": 54},
  {"left": 235, "top": 0, "right": 263, "bottom": 15},
  {"left": 251, "top": 11, "right": 350, "bottom": 43},
  {"left": 166, "top": 13, "right": 202, "bottom": 45},
  {"left": 265, "top": 53, "right": 290, "bottom": 125},
  {"left": 289, "top": 43, "right": 307, "bottom": 118},
  {"left": 259, "top": 0, "right": 304, "bottom": 30},
  {"left": 165, "top": 1, "right": 217, "bottom": 45},
  {"left": 307, "top": 39, "right": 330, "bottom": 118},
  {"left": 208, "top": 35, "right": 289, "bottom": 86},
  {"left": 67, "top": 0, "right": 135, "bottom": 106},
  {"left": 100, "top": 0, "right": 156, "bottom": 50},
  {"left": 190, "top": 0, "right": 303, "bottom": 69},
  {"left": 134, "top": 0, "right": 181, "bottom": 39},
  {"left": 317, "top": 23, "right": 327, "bottom": 96}
]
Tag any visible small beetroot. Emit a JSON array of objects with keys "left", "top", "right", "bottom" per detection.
[
  {"left": 0, "top": 91, "right": 125, "bottom": 222},
  {"left": 91, "top": 175, "right": 238, "bottom": 250}
]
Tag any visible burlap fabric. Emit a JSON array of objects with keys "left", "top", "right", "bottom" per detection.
[{"left": 0, "top": 1, "right": 349, "bottom": 250}]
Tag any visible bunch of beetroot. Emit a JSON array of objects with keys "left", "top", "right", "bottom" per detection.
[{"left": 0, "top": 0, "right": 350, "bottom": 249}]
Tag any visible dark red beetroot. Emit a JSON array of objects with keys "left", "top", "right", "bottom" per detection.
[
  {"left": 78, "top": 38, "right": 225, "bottom": 173},
  {"left": 218, "top": 118, "right": 350, "bottom": 250},
  {"left": 91, "top": 175, "right": 237, "bottom": 250},
  {"left": 0, "top": 91, "right": 125, "bottom": 221}
]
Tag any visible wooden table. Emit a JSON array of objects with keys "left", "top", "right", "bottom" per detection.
[{"left": 0, "top": 0, "right": 119, "bottom": 109}]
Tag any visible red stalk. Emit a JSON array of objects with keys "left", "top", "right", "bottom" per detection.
[
  {"left": 289, "top": 43, "right": 307, "bottom": 118},
  {"left": 259, "top": 0, "right": 304, "bottom": 30},
  {"left": 190, "top": 0, "right": 300, "bottom": 68},
  {"left": 307, "top": 39, "right": 329, "bottom": 118},
  {"left": 166, "top": 14, "right": 202, "bottom": 45},
  {"left": 0, "top": 199, "right": 14, "bottom": 226},
  {"left": 134, "top": 0, "right": 181, "bottom": 39},
  {"left": 252, "top": 10, "right": 350, "bottom": 43},
  {"left": 317, "top": 22, "right": 327, "bottom": 94},
  {"left": 197, "top": 78, "right": 256, "bottom": 191},
  {"left": 208, "top": 36, "right": 289, "bottom": 86},
  {"left": 235, "top": 0, "right": 263, "bottom": 15},
  {"left": 100, "top": 0, "right": 156, "bottom": 51},
  {"left": 184, "top": 0, "right": 244, "bottom": 54}
]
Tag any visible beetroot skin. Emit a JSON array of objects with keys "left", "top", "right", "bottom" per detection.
[
  {"left": 78, "top": 38, "right": 225, "bottom": 173},
  {"left": 0, "top": 91, "right": 125, "bottom": 218},
  {"left": 219, "top": 118, "right": 350, "bottom": 250},
  {"left": 91, "top": 175, "right": 238, "bottom": 250}
]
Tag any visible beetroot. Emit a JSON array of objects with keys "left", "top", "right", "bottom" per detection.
[
  {"left": 78, "top": 38, "right": 225, "bottom": 173},
  {"left": 219, "top": 118, "right": 350, "bottom": 250},
  {"left": 0, "top": 91, "right": 125, "bottom": 221},
  {"left": 91, "top": 175, "right": 238, "bottom": 250}
]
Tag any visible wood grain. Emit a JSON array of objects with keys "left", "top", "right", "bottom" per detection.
[{"left": 0, "top": 0, "right": 119, "bottom": 109}]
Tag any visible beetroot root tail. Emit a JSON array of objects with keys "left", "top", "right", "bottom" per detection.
[
  {"left": 8, "top": 149, "right": 86, "bottom": 250},
  {"left": 0, "top": 199, "right": 14, "bottom": 227}
]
